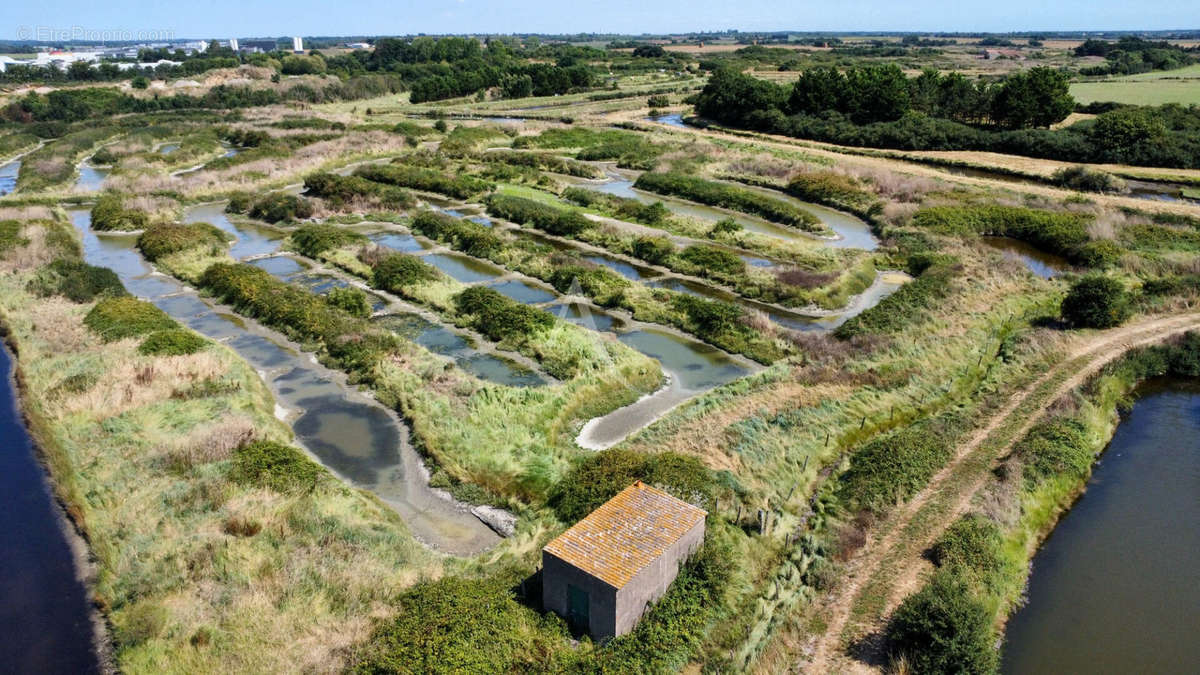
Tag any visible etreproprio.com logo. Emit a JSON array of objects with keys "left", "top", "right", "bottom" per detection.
[{"left": 15, "top": 26, "right": 176, "bottom": 42}]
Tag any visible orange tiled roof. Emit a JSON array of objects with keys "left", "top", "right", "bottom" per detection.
[{"left": 543, "top": 481, "right": 707, "bottom": 589}]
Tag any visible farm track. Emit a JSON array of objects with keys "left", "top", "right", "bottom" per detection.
[{"left": 795, "top": 311, "right": 1200, "bottom": 674}]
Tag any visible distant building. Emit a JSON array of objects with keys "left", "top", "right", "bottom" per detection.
[
  {"left": 981, "top": 48, "right": 1025, "bottom": 60},
  {"left": 542, "top": 481, "right": 706, "bottom": 641},
  {"left": 292, "top": 36, "right": 304, "bottom": 53},
  {"left": 228, "top": 38, "right": 239, "bottom": 52},
  {"left": 240, "top": 39, "right": 278, "bottom": 54},
  {"left": 345, "top": 42, "right": 371, "bottom": 50}
]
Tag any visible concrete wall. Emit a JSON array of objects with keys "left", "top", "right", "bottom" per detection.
[
  {"left": 614, "top": 518, "right": 706, "bottom": 637},
  {"left": 541, "top": 552, "right": 618, "bottom": 640}
]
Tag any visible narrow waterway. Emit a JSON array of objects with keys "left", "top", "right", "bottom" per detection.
[
  {"left": 68, "top": 208, "right": 499, "bottom": 555},
  {"left": 74, "top": 161, "right": 109, "bottom": 192},
  {"left": 0, "top": 158, "right": 19, "bottom": 196},
  {"left": 0, "top": 346, "right": 102, "bottom": 673},
  {"left": 980, "top": 237, "right": 1071, "bottom": 279},
  {"left": 1001, "top": 380, "right": 1200, "bottom": 673}
]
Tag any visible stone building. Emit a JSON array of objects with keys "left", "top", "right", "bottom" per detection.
[{"left": 541, "top": 481, "right": 707, "bottom": 641}]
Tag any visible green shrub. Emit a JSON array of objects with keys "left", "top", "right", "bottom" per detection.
[
  {"left": 28, "top": 259, "right": 127, "bottom": 303},
  {"left": 230, "top": 440, "right": 325, "bottom": 493},
  {"left": 324, "top": 286, "right": 371, "bottom": 318},
  {"left": 303, "top": 172, "right": 414, "bottom": 210},
  {"left": 1060, "top": 274, "right": 1130, "bottom": 328},
  {"left": 371, "top": 252, "right": 440, "bottom": 291},
  {"left": 91, "top": 194, "right": 149, "bottom": 231},
  {"left": 631, "top": 235, "right": 675, "bottom": 264},
  {"left": 837, "top": 413, "right": 962, "bottom": 515},
  {"left": 930, "top": 515, "right": 1005, "bottom": 582},
  {"left": 710, "top": 217, "right": 742, "bottom": 236},
  {"left": 137, "top": 222, "right": 229, "bottom": 261},
  {"left": 677, "top": 245, "right": 745, "bottom": 276},
  {"left": 785, "top": 171, "right": 875, "bottom": 210},
  {"left": 562, "top": 187, "right": 669, "bottom": 226},
  {"left": 887, "top": 569, "right": 998, "bottom": 674},
  {"left": 634, "top": 172, "right": 823, "bottom": 231},
  {"left": 225, "top": 192, "right": 253, "bottom": 214},
  {"left": 454, "top": 286, "right": 554, "bottom": 343},
  {"left": 0, "top": 220, "right": 29, "bottom": 254},
  {"left": 356, "top": 164, "right": 493, "bottom": 200},
  {"left": 671, "top": 294, "right": 745, "bottom": 338},
  {"left": 1016, "top": 417, "right": 1093, "bottom": 485},
  {"left": 351, "top": 576, "right": 537, "bottom": 674},
  {"left": 137, "top": 329, "right": 207, "bottom": 356},
  {"left": 479, "top": 150, "right": 601, "bottom": 178},
  {"left": 548, "top": 449, "right": 717, "bottom": 523},
  {"left": 291, "top": 223, "right": 367, "bottom": 257},
  {"left": 547, "top": 263, "right": 630, "bottom": 307},
  {"left": 1052, "top": 165, "right": 1126, "bottom": 193},
  {"left": 84, "top": 297, "right": 178, "bottom": 341},
  {"left": 410, "top": 211, "right": 503, "bottom": 258},
  {"left": 835, "top": 262, "right": 957, "bottom": 339},
  {"left": 248, "top": 193, "right": 314, "bottom": 223},
  {"left": 485, "top": 194, "right": 594, "bottom": 237}
]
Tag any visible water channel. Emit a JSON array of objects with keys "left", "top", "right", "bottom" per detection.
[
  {"left": 1001, "top": 380, "right": 1200, "bottom": 673},
  {"left": 0, "top": 158, "right": 18, "bottom": 196}
]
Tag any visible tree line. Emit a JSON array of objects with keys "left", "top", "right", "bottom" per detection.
[{"left": 1075, "top": 37, "right": 1197, "bottom": 76}]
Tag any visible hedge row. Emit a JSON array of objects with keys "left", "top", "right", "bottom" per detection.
[
  {"left": 834, "top": 260, "right": 958, "bottom": 339},
  {"left": 477, "top": 149, "right": 602, "bottom": 178},
  {"left": 409, "top": 210, "right": 503, "bottom": 258},
  {"left": 291, "top": 223, "right": 367, "bottom": 258},
  {"left": 485, "top": 194, "right": 593, "bottom": 236},
  {"left": 562, "top": 186, "right": 670, "bottom": 226},
  {"left": 453, "top": 286, "right": 555, "bottom": 344},
  {"left": 633, "top": 172, "right": 824, "bottom": 232},
  {"left": 355, "top": 164, "right": 494, "bottom": 200},
  {"left": 28, "top": 258, "right": 126, "bottom": 303},
  {"left": 91, "top": 194, "right": 149, "bottom": 231},
  {"left": 226, "top": 192, "right": 314, "bottom": 223}
]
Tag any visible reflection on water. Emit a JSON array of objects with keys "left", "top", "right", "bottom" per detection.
[
  {"left": 1002, "top": 381, "right": 1200, "bottom": 673},
  {"left": 372, "top": 313, "right": 546, "bottom": 387},
  {"left": 980, "top": 237, "right": 1070, "bottom": 279},
  {"left": 159, "top": 143, "right": 180, "bottom": 155},
  {"left": 183, "top": 202, "right": 284, "bottom": 260},
  {"left": 0, "top": 159, "right": 18, "bottom": 196},
  {"left": 423, "top": 252, "right": 506, "bottom": 283},
  {"left": 74, "top": 163, "right": 109, "bottom": 192},
  {"left": 645, "top": 113, "right": 687, "bottom": 128},
  {"left": 0, "top": 347, "right": 101, "bottom": 673},
  {"left": 486, "top": 279, "right": 558, "bottom": 304},
  {"left": 67, "top": 208, "right": 499, "bottom": 554},
  {"left": 368, "top": 230, "right": 433, "bottom": 253}
]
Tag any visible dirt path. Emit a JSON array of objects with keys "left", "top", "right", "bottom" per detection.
[
  {"left": 799, "top": 311, "right": 1200, "bottom": 673},
  {"left": 639, "top": 121, "right": 1200, "bottom": 219}
]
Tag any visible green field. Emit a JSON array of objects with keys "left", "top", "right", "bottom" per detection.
[{"left": 1072, "top": 64, "right": 1200, "bottom": 105}]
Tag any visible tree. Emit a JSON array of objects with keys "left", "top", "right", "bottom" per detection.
[
  {"left": 990, "top": 66, "right": 1074, "bottom": 129},
  {"left": 887, "top": 570, "right": 998, "bottom": 674},
  {"left": 1088, "top": 107, "right": 1167, "bottom": 154},
  {"left": 1061, "top": 274, "right": 1131, "bottom": 328},
  {"left": 787, "top": 67, "right": 845, "bottom": 115},
  {"left": 130, "top": 75, "right": 150, "bottom": 90},
  {"left": 632, "top": 44, "right": 666, "bottom": 58}
]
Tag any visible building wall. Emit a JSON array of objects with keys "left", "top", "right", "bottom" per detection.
[
  {"left": 541, "top": 552, "right": 618, "bottom": 640},
  {"left": 613, "top": 518, "right": 705, "bottom": 637}
]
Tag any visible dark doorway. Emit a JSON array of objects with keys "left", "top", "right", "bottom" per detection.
[{"left": 567, "top": 584, "right": 590, "bottom": 634}]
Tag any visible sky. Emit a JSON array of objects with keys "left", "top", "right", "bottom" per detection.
[{"left": 6, "top": 0, "right": 1199, "bottom": 41}]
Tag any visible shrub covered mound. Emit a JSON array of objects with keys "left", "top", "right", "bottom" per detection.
[
  {"left": 291, "top": 223, "right": 367, "bottom": 258},
  {"left": 137, "top": 328, "right": 207, "bottom": 356},
  {"left": 410, "top": 210, "right": 503, "bottom": 258},
  {"left": 484, "top": 194, "right": 593, "bottom": 237},
  {"left": 91, "top": 194, "right": 149, "bottom": 231},
  {"left": 836, "top": 413, "right": 964, "bottom": 515},
  {"left": 1060, "top": 274, "right": 1131, "bottom": 328},
  {"left": 248, "top": 193, "right": 315, "bottom": 223},
  {"left": 835, "top": 258, "right": 958, "bottom": 339},
  {"left": 28, "top": 259, "right": 127, "bottom": 303},
  {"left": 563, "top": 187, "right": 671, "bottom": 227},
  {"left": 478, "top": 149, "right": 602, "bottom": 178},
  {"left": 547, "top": 448, "right": 719, "bottom": 523},
  {"left": 137, "top": 222, "right": 229, "bottom": 262},
  {"left": 355, "top": 164, "right": 494, "bottom": 200},
  {"left": 303, "top": 172, "right": 414, "bottom": 210},
  {"left": 371, "top": 251, "right": 440, "bottom": 292},
  {"left": 886, "top": 569, "right": 998, "bottom": 674},
  {"left": 324, "top": 286, "right": 372, "bottom": 318},
  {"left": 84, "top": 296, "right": 178, "bottom": 341},
  {"left": 230, "top": 440, "right": 325, "bottom": 493},
  {"left": 454, "top": 286, "right": 554, "bottom": 343},
  {"left": 633, "top": 172, "right": 823, "bottom": 231}
]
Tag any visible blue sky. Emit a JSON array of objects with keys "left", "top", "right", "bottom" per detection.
[{"left": 7, "top": 0, "right": 1198, "bottom": 40}]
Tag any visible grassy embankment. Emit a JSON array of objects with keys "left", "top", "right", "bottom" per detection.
[{"left": 0, "top": 213, "right": 448, "bottom": 673}]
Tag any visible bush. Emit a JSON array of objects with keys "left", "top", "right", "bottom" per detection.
[
  {"left": 547, "top": 263, "right": 629, "bottom": 307},
  {"left": 248, "top": 193, "right": 314, "bottom": 223},
  {"left": 230, "top": 440, "right": 324, "bottom": 493},
  {"left": 677, "top": 245, "right": 745, "bottom": 276},
  {"left": 930, "top": 515, "right": 1005, "bottom": 584},
  {"left": 352, "top": 576, "right": 534, "bottom": 674},
  {"left": 454, "top": 286, "right": 554, "bottom": 342},
  {"left": 131, "top": 75, "right": 150, "bottom": 90},
  {"left": 28, "top": 259, "right": 126, "bottom": 303},
  {"left": 137, "top": 329, "right": 207, "bottom": 356},
  {"left": 291, "top": 223, "right": 367, "bottom": 258},
  {"left": 356, "top": 164, "right": 493, "bottom": 200},
  {"left": 837, "top": 413, "right": 962, "bottom": 515},
  {"left": 371, "top": 251, "right": 439, "bottom": 291},
  {"left": 631, "top": 235, "right": 675, "bottom": 264},
  {"left": 548, "top": 449, "right": 716, "bottom": 523},
  {"left": 887, "top": 569, "right": 998, "bottom": 674},
  {"left": 225, "top": 192, "right": 253, "bottom": 214},
  {"left": 410, "top": 210, "right": 502, "bottom": 258},
  {"left": 634, "top": 172, "right": 823, "bottom": 231},
  {"left": 1052, "top": 165, "right": 1126, "bottom": 193},
  {"left": 91, "top": 194, "right": 149, "bottom": 231},
  {"left": 137, "top": 222, "right": 229, "bottom": 261},
  {"left": 485, "top": 194, "right": 594, "bottom": 237},
  {"left": 671, "top": 294, "right": 745, "bottom": 338},
  {"left": 479, "top": 150, "right": 600, "bottom": 178},
  {"left": 84, "top": 297, "right": 178, "bottom": 341},
  {"left": 835, "top": 262, "right": 957, "bottom": 339},
  {"left": 1061, "top": 275, "right": 1131, "bottom": 328},
  {"left": 710, "top": 217, "right": 742, "bottom": 236},
  {"left": 1016, "top": 417, "right": 1093, "bottom": 485},
  {"left": 303, "top": 172, "right": 414, "bottom": 210},
  {"left": 324, "top": 286, "right": 371, "bottom": 318},
  {"left": 785, "top": 171, "right": 875, "bottom": 211},
  {"left": 911, "top": 205, "right": 1099, "bottom": 265}
]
